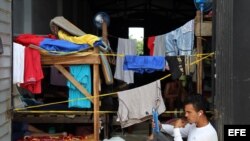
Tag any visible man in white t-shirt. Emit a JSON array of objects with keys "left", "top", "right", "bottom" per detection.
[{"left": 153, "top": 94, "right": 218, "bottom": 141}]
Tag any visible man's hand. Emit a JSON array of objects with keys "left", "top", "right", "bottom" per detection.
[
  {"left": 152, "top": 119, "right": 162, "bottom": 130},
  {"left": 174, "top": 118, "right": 187, "bottom": 128}
]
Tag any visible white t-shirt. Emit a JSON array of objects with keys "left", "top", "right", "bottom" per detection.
[{"left": 161, "top": 122, "right": 218, "bottom": 141}]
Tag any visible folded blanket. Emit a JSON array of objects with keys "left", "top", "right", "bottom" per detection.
[
  {"left": 50, "top": 16, "right": 86, "bottom": 36},
  {"left": 40, "top": 38, "right": 90, "bottom": 52}
]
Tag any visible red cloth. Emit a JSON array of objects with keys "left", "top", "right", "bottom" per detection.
[
  {"left": 20, "top": 47, "right": 44, "bottom": 94},
  {"left": 15, "top": 34, "right": 46, "bottom": 46},
  {"left": 15, "top": 34, "right": 47, "bottom": 94},
  {"left": 147, "top": 36, "right": 155, "bottom": 56}
]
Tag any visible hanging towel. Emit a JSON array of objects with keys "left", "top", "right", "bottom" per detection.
[
  {"left": 14, "top": 34, "right": 48, "bottom": 94},
  {"left": 123, "top": 55, "right": 165, "bottom": 74},
  {"left": 117, "top": 80, "right": 166, "bottom": 128},
  {"left": 67, "top": 65, "right": 92, "bottom": 108},
  {"left": 114, "top": 38, "right": 137, "bottom": 84},
  {"left": 154, "top": 34, "right": 166, "bottom": 56},
  {"left": 13, "top": 42, "right": 25, "bottom": 85},
  {"left": 20, "top": 47, "right": 44, "bottom": 94},
  {"left": 148, "top": 36, "right": 156, "bottom": 56}
]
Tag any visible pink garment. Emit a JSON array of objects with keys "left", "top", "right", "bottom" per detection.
[{"left": 147, "top": 36, "right": 155, "bottom": 56}]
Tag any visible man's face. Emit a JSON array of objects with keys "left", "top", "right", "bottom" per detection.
[{"left": 184, "top": 104, "right": 200, "bottom": 123}]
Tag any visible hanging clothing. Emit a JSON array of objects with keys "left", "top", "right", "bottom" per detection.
[
  {"left": 14, "top": 34, "right": 48, "bottom": 94},
  {"left": 114, "top": 38, "right": 137, "bottom": 84},
  {"left": 117, "top": 80, "right": 166, "bottom": 128},
  {"left": 148, "top": 36, "right": 156, "bottom": 56},
  {"left": 165, "top": 20, "right": 194, "bottom": 56},
  {"left": 154, "top": 34, "right": 166, "bottom": 56},
  {"left": 20, "top": 47, "right": 44, "bottom": 94},
  {"left": 123, "top": 55, "right": 165, "bottom": 74},
  {"left": 176, "top": 19, "right": 194, "bottom": 56},
  {"left": 166, "top": 56, "right": 185, "bottom": 80},
  {"left": 13, "top": 42, "right": 25, "bottom": 85},
  {"left": 67, "top": 65, "right": 92, "bottom": 108},
  {"left": 165, "top": 30, "right": 178, "bottom": 56}
]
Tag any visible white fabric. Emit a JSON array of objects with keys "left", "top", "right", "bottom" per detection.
[
  {"left": 162, "top": 123, "right": 218, "bottom": 141},
  {"left": 13, "top": 42, "right": 25, "bottom": 85},
  {"left": 154, "top": 34, "right": 166, "bottom": 56},
  {"left": 117, "top": 80, "right": 166, "bottom": 128},
  {"left": 114, "top": 38, "right": 136, "bottom": 84},
  {"left": 103, "top": 137, "right": 125, "bottom": 141}
]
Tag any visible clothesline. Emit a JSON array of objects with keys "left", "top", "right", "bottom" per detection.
[
  {"left": 29, "top": 41, "right": 213, "bottom": 57},
  {"left": 107, "top": 33, "right": 209, "bottom": 42},
  {"left": 95, "top": 52, "right": 213, "bottom": 57},
  {"left": 14, "top": 110, "right": 190, "bottom": 114},
  {"left": 106, "top": 18, "right": 195, "bottom": 40},
  {"left": 14, "top": 52, "right": 214, "bottom": 111}
]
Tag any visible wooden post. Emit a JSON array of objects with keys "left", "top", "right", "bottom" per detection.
[
  {"left": 54, "top": 64, "right": 94, "bottom": 103},
  {"left": 102, "top": 20, "right": 108, "bottom": 44},
  {"left": 196, "top": 10, "right": 203, "bottom": 94},
  {"left": 101, "top": 19, "right": 110, "bottom": 139},
  {"left": 93, "top": 48, "right": 100, "bottom": 141}
]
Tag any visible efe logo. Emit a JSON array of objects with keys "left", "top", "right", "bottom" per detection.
[
  {"left": 224, "top": 125, "right": 250, "bottom": 140},
  {"left": 228, "top": 129, "right": 246, "bottom": 136}
]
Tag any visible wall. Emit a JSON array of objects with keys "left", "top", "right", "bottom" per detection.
[
  {"left": 32, "top": 0, "right": 61, "bottom": 34},
  {"left": 215, "top": 0, "right": 250, "bottom": 140},
  {"left": 232, "top": 0, "right": 250, "bottom": 124},
  {"left": 0, "top": 0, "right": 12, "bottom": 140}
]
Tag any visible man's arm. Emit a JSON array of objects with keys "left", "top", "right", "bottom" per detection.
[{"left": 161, "top": 118, "right": 191, "bottom": 140}]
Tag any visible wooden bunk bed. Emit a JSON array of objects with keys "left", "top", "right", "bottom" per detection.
[
  {"left": 13, "top": 47, "right": 101, "bottom": 141},
  {"left": 13, "top": 16, "right": 116, "bottom": 140}
]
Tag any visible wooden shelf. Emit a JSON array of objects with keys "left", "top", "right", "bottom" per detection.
[{"left": 41, "top": 50, "right": 100, "bottom": 65}]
